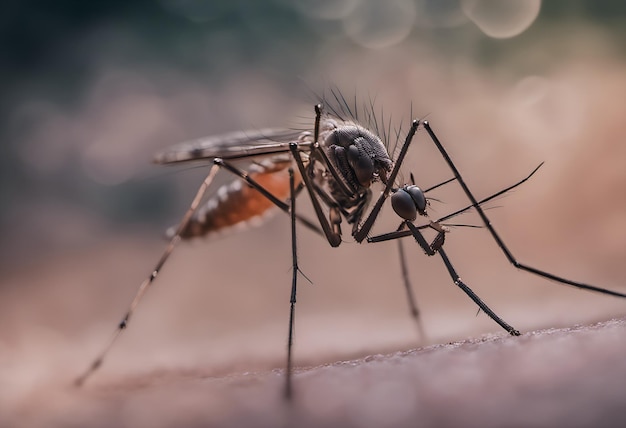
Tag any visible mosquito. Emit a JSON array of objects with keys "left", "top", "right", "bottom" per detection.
[{"left": 75, "top": 90, "right": 626, "bottom": 398}]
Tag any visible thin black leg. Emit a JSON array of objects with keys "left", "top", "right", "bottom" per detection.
[
  {"left": 397, "top": 238, "right": 427, "bottom": 339},
  {"left": 423, "top": 121, "right": 626, "bottom": 298},
  {"left": 404, "top": 220, "right": 520, "bottom": 336},
  {"left": 75, "top": 163, "right": 222, "bottom": 386},
  {"left": 290, "top": 142, "right": 343, "bottom": 247},
  {"left": 285, "top": 168, "right": 298, "bottom": 399},
  {"left": 437, "top": 248, "right": 520, "bottom": 336}
]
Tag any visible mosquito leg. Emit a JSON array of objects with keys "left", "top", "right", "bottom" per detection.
[
  {"left": 285, "top": 169, "right": 298, "bottom": 399},
  {"left": 397, "top": 238, "right": 427, "bottom": 340},
  {"left": 404, "top": 220, "right": 520, "bottom": 335},
  {"left": 438, "top": 248, "right": 520, "bottom": 336},
  {"left": 423, "top": 121, "right": 626, "bottom": 298},
  {"left": 74, "top": 163, "right": 221, "bottom": 387},
  {"left": 290, "top": 143, "right": 343, "bottom": 247},
  {"left": 404, "top": 221, "right": 446, "bottom": 257},
  {"left": 353, "top": 119, "right": 420, "bottom": 243}
]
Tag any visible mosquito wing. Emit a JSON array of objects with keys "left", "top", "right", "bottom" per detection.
[{"left": 153, "top": 128, "right": 312, "bottom": 165}]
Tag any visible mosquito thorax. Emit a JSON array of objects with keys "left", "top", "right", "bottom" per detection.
[
  {"left": 323, "top": 123, "right": 393, "bottom": 190},
  {"left": 391, "top": 185, "right": 427, "bottom": 221}
]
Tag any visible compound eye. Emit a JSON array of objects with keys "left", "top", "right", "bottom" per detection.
[
  {"left": 407, "top": 186, "right": 427, "bottom": 215},
  {"left": 391, "top": 189, "right": 418, "bottom": 221},
  {"left": 347, "top": 145, "right": 375, "bottom": 187}
]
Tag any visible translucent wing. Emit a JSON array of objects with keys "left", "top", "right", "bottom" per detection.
[{"left": 153, "top": 128, "right": 312, "bottom": 165}]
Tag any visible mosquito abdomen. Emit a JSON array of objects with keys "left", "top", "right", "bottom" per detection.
[{"left": 171, "top": 157, "right": 299, "bottom": 239}]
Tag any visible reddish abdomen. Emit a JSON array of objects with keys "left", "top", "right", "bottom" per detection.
[{"left": 179, "top": 160, "right": 299, "bottom": 239}]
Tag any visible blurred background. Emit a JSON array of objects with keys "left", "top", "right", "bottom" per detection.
[{"left": 1, "top": 0, "right": 626, "bottom": 424}]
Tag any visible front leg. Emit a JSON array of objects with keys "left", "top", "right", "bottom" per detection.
[
  {"left": 406, "top": 221, "right": 447, "bottom": 256},
  {"left": 290, "top": 143, "right": 342, "bottom": 247},
  {"left": 404, "top": 220, "right": 520, "bottom": 336}
]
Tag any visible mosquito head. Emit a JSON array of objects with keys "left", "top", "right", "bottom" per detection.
[
  {"left": 391, "top": 185, "right": 427, "bottom": 221},
  {"left": 326, "top": 125, "right": 393, "bottom": 189}
]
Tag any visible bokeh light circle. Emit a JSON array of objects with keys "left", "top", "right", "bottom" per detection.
[
  {"left": 461, "top": 0, "right": 541, "bottom": 39},
  {"left": 342, "top": 0, "right": 417, "bottom": 49}
]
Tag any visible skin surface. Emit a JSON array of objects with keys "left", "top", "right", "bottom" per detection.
[{"left": 5, "top": 318, "right": 626, "bottom": 428}]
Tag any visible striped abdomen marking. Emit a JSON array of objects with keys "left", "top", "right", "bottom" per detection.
[{"left": 178, "top": 158, "right": 300, "bottom": 239}]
